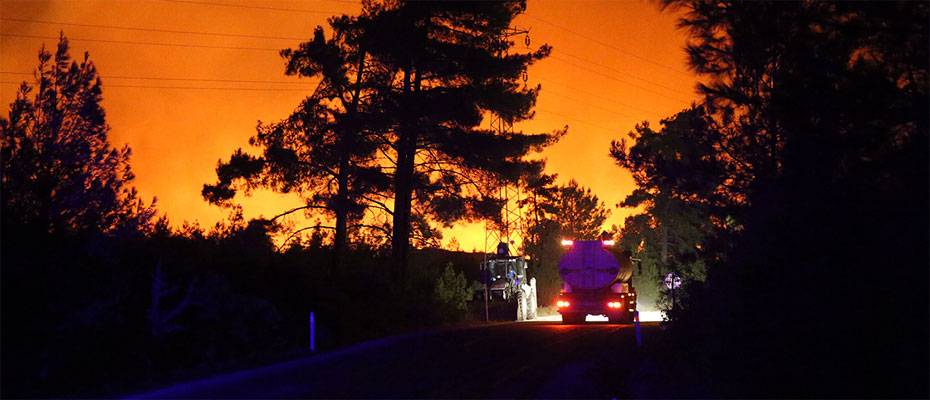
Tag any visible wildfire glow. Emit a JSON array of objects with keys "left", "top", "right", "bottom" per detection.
[{"left": 0, "top": 1, "right": 699, "bottom": 251}]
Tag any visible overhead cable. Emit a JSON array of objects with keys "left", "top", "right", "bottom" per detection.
[
  {"left": 157, "top": 0, "right": 345, "bottom": 15},
  {"left": 523, "top": 14, "right": 693, "bottom": 79},
  {"left": 0, "top": 17, "right": 304, "bottom": 41},
  {"left": 1, "top": 32, "right": 281, "bottom": 52}
]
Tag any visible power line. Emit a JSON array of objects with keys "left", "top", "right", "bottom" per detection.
[
  {"left": 523, "top": 13, "right": 693, "bottom": 79},
  {"left": 1, "top": 32, "right": 281, "bottom": 52},
  {"left": 558, "top": 50, "right": 693, "bottom": 96},
  {"left": 1, "top": 17, "right": 693, "bottom": 103},
  {"left": 550, "top": 54, "right": 693, "bottom": 104},
  {"left": 150, "top": 3, "right": 687, "bottom": 84},
  {"left": 0, "top": 17, "right": 305, "bottom": 41},
  {"left": 157, "top": 0, "right": 346, "bottom": 15},
  {"left": 536, "top": 108, "right": 618, "bottom": 133},
  {"left": 1, "top": 71, "right": 310, "bottom": 85},
  {"left": 538, "top": 77, "right": 659, "bottom": 115},
  {"left": 0, "top": 80, "right": 308, "bottom": 92},
  {"left": 542, "top": 89, "right": 637, "bottom": 120}
]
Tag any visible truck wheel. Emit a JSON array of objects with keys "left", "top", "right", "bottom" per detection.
[
  {"left": 527, "top": 278, "right": 538, "bottom": 320},
  {"left": 515, "top": 290, "right": 525, "bottom": 321},
  {"left": 527, "top": 288, "right": 538, "bottom": 320}
]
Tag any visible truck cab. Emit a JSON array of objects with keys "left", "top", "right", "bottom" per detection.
[
  {"left": 485, "top": 256, "right": 526, "bottom": 301},
  {"left": 476, "top": 241, "right": 538, "bottom": 321}
]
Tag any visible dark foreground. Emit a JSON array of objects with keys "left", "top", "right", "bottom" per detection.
[{"left": 134, "top": 320, "right": 659, "bottom": 398}]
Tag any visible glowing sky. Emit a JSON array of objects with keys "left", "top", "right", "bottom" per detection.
[{"left": 0, "top": 0, "right": 700, "bottom": 251}]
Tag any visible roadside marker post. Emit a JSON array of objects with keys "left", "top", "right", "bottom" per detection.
[
  {"left": 634, "top": 311, "right": 642, "bottom": 347},
  {"left": 309, "top": 311, "right": 316, "bottom": 353}
]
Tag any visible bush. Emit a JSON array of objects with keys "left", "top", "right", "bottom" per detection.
[{"left": 434, "top": 263, "right": 470, "bottom": 316}]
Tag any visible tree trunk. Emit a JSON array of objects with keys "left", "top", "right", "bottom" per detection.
[
  {"left": 333, "top": 50, "right": 367, "bottom": 272},
  {"left": 390, "top": 65, "right": 418, "bottom": 282},
  {"left": 660, "top": 197, "right": 670, "bottom": 270},
  {"left": 661, "top": 221, "right": 668, "bottom": 265},
  {"left": 390, "top": 151, "right": 414, "bottom": 281},
  {"left": 333, "top": 163, "right": 349, "bottom": 271}
]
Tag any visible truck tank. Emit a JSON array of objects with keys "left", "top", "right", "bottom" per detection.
[
  {"left": 556, "top": 240, "right": 637, "bottom": 324},
  {"left": 558, "top": 241, "right": 632, "bottom": 290}
]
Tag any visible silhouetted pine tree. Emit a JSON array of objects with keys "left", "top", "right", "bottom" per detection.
[
  {"left": 1, "top": 33, "right": 156, "bottom": 236},
  {"left": 361, "top": 0, "right": 562, "bottom": 279},
  {"left": 551, "top": 180, "right": 610, "bottom": 240},
  {"left": 610, "top": 107, "right": 722, "bottom": 308},
  {"left": 203, "top": 16, "right": 392, "bottom": 268}
]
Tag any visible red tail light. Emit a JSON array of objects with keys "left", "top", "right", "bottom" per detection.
[
  {"left": 607, "top": 301, "right": 622, "bottom": 309},
  {"left": 557, "top": 300, "right": 571, "bottom": 308}
]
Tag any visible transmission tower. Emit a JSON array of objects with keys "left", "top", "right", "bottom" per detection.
[{"left": 484, "top": 26, "right": 531, "bottom": 258}]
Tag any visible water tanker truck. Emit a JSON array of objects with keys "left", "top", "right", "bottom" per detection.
[{"left": 556, "top": 239, "right": 637, "bottom": 324}]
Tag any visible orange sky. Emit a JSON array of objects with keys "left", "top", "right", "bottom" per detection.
[{"left": 0, "top": 0, "right": 700, "bottom": 252}]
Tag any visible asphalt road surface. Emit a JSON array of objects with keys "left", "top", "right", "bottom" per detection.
[{"left": 135, "top": 320, "right": 659, "bottom": 399}]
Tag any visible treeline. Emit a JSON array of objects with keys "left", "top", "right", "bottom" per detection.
[{"left": 612, "top": 1, "right": 928, "bottom": 397}]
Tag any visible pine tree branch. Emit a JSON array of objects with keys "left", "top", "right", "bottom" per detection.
[
  {"left": 270, "top": 204, "right": 329, "bottom": 222},
  {"left": 350, "top": 223, "right": 392, "bottom": 239},
  {"left": 359, "top": 194, "right": 394, "bottom": 216},
  {"left": 277, "top": 224, "right": 337, "bottom": 251}
]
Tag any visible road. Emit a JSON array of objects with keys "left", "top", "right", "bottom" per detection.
[{"left": 134, "top": 319, "right": 659, "bottom": 399}]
